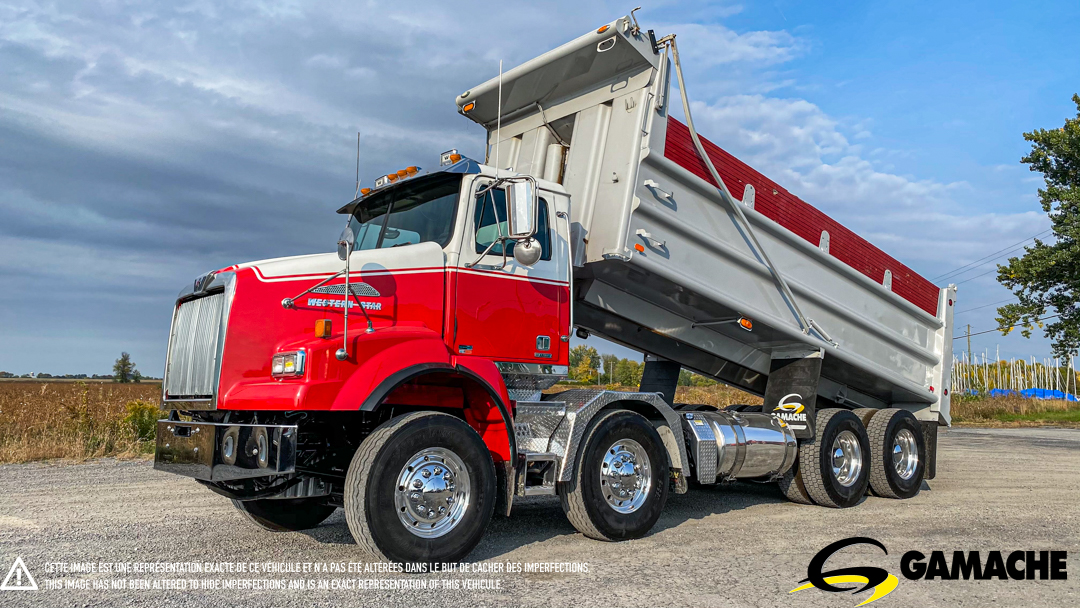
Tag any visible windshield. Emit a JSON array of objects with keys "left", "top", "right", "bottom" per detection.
[{"left": 350, "top": 173, "right": 462, "bottom": 250}]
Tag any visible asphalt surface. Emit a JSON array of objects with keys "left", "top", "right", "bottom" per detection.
[{"left": 1, "top": 427, "right": 1076, "bottom": 607}]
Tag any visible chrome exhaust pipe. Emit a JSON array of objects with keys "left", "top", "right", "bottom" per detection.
[{"left": 681, "top": 410, "right": 797, "bottom": 483}]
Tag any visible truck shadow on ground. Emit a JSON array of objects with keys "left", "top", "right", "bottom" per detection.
[{"left": 299, "top": 482, "right": 792, "bottom": 560}]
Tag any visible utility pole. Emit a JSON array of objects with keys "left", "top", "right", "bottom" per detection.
[{"left": 966, "top": 324, "right": 972, "bottom": 364}]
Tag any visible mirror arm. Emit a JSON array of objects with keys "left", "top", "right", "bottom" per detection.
[{"left": 282, "top": 269, "right": 345, "bottom": 309}]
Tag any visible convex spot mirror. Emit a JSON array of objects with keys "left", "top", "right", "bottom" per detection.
[
  {"left": 512, "top": 237, "right": 542, "bottom": 266},
  {"left": 506, "top": 180, "right": 538, "bottom": 239},
  {"left": 337, "top": 226, "right": 355, "bottom": 261}
]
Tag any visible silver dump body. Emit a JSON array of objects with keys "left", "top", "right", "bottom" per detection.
[{"left": 458, "top": 16, "right": 954, "bottom": 424}]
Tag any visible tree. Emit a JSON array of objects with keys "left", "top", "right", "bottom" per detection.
[
  {"left": 600, "top": 354, "right": 619, "bottom": 385},
  {"left": 615, "top": 358, "right": 643, "bottom": 387},
  {"left": 997, "top": 94, "right": 1080, "bottom": 358},
  {"left": 113, "top": 352, "right": 138, "bottom": 383},
  {"left": 568, "top": 345, "right": 599, "bottom": 383}
]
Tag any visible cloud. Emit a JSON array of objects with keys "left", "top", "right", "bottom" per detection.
[{"left": 0, "top": 2, "right": 1052, "bottom": 372}]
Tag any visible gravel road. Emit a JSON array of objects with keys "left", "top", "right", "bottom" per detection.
[{"left": 1, "top": 427, "right": 1076, "bottom": 607}]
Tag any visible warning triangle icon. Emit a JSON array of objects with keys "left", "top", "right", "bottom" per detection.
[{"left": 1, "top": 556, "right": 38, "bottom": 591}]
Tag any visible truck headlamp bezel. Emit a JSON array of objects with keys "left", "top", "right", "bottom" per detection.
[{"left": 271, "top": 350, "right": 305, "bottom": 378}]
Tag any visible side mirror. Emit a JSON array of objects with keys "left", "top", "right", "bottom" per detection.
[
  {"left": 506, "top": 180, "right": 538, "bottom": 239},
  {"left": 337, "top": 226, "right": 355, "bottom": 261},
  {"left": 512, "top": 237, "right": 542, "bottom": 266}
]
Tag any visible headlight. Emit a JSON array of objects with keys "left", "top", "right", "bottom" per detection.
[{"left": 271, "top": 350, "right": 305, "bottom": 377}]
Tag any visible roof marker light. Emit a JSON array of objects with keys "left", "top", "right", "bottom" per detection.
[
  {"left": 462, "top": 102, "right": 475, "bottom": 113},
  {"left": 440, "top": 150, "right": 461, "bottom": 166},
  {"left": 597, "top": 25, "right": 610, "bottom": 34}
]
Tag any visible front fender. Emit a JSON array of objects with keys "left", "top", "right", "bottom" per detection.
[{"left": 331, "top": 330, "right": 451, "bottom": 410}]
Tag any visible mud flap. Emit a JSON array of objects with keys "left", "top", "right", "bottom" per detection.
[
  {"left": 639, "top": 355, "right": 682, "bottom": 405},
  {"left": 762, "top": 346, "right": 824, "bottom": 440}
]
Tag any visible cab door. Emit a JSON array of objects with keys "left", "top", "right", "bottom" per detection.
[{"left": 453, "top": 182, "right": 569, "bottom": 365}]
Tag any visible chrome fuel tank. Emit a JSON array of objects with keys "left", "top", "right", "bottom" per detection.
[{"left": 681, "top": 410, "right": 797, "bottom": 483}]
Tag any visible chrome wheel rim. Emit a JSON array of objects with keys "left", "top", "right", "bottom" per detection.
[
  {"left": 831, "top": 430, "right": 863, "bottom": 488},
  {"left": 600, "top": 439, "right": 652, "bottom": 513},
  {"left": 892, "top": 428, "right": 919, "bottom": 480},
  {"left": 394, "top": 447, "right": 470, "bottom": 538}
]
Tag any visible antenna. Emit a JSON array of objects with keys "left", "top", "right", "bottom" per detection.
[
  {"left": 354, "top": 132, "right": 361, "bottom": 198},
  {"left": 495, "top": 59, "right": 502, "bottom": 178}
]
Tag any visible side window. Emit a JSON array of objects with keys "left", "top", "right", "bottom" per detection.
[{"left": 474, "top": 189, "right": 552, "bottom": 261}]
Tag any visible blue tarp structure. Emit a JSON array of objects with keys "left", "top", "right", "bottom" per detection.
[{"left": 985, "top": 388, "right": 1078, "bottom": 401}]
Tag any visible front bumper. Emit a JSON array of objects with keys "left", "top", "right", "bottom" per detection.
[{"left": 153, "top": 420, "right": 297, "bottom": 481}]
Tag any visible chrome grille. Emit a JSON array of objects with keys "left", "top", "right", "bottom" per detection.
[{"left": 165, "top": 292, "right": 226, "bottom": 399}]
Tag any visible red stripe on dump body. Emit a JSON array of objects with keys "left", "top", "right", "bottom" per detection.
[{"left": 663, "top": 117, "right": 940, "bottom": 317}]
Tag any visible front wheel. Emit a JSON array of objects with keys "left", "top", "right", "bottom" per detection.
[
  {"left": 232, "top": 498, "right": 336, "bottom": 532},
  {"left": 343, "top": 411, "right": 496, "bottom": 564},
  {"left": 560, "top": 409, "right": 670, "bottom": 541}
]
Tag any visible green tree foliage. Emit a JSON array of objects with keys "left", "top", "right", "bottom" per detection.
[
  {"left": 997, "top": 95, "right": 1080, "bottom": 357},
  {"left": 615, "top": 358, "right": 644, "bottom": 387},
  {"left": 568, "top": 345, "right": 600, "bottom": 382},
  {"left": 112, "top": 352, "right": 138, "bottom": 383}
]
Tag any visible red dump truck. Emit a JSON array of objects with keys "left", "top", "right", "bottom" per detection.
[{"left": 155, "top": 14, "right": 955, "bottom": 563}]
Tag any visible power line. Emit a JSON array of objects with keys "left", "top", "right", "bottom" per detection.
[
  {"left": 953, "top": 266, "right": 1002, "bottom": 286},
  {"left": 955, "top": 298, "right": 1016, "bottom": 314},
  {"left": 933, "top": 231, "right": 1049, "bottom": 282},
  {"left": 953, "top": 314, "right": 1060, "bottom": 339}
]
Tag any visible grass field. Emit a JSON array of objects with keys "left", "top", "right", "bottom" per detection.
[
  {"left": 1, "top": 381, "right": 1076, "bottom": 464},
  {"left": 0, "top": 381, "right": 160, "bottom": 463}
]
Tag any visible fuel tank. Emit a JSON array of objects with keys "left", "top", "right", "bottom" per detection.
[{"left": 680, "top": 409, "right": 797, "bottom": 483}]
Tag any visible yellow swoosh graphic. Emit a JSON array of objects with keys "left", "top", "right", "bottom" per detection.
[{"left": 789, "top": 574, "right": 899, "bottom": 606}]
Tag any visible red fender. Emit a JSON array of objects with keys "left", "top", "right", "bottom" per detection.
[{"left": 330, "top": 329, "right": 451, "bottom": 410}]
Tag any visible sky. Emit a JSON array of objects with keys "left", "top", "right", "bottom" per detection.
[{"left": 1, "top": 0, "right": 1078, "bottom": 376}]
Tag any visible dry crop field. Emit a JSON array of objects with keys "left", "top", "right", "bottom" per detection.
[
  {"left": 0, "top": 380, "right": 160, "bottom": 463},
  {"left": 1, "top": 380, "right": 1077, "bottom": 464}
]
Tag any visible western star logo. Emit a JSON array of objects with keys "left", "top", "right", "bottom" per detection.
[{"left": 306, "top": 298, "right": 382, "bottom": 311}]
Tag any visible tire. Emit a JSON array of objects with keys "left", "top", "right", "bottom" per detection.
[
  {"left": 777, "top": 458, "right": 813, "bottom": 505},
  {"left": 800, "top": 409, "right": 871, "bottom": 508},
  {"left": 343, "top": 411, "right": 496, "bottom": 564},
  {"left": 560, "top": 409, "right": 670, "bottom": 541},
  {"left": 866, "top": 408, "right": 926, "bottom": 499},
  {"left": 851, "top": 408, "right": 878, "bottom": 429},
  {"left": 232, "top": 498, "right": 336, "bottom": 532}
]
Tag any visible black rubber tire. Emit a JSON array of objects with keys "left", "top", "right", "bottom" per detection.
[
  {"left": 343, "top": 411, "right": 496, "bottom": 563},
  {"left": 232, "top": 498, "right": 336, "bottom": 532},
  {"left": 800, "top": 409, "right": 871, "bottom": 508},
  {"left": 777, "top": 457, "right": 814, "bottom": 505},
  {"left": 866, "top": 409, "right": 927, "bottom": 499},
  {"left": 560, "top": 409, "right": 670, "bottom": 541},
  {"left": 851, "top": 408, "right": 878, "bottom": 429}
]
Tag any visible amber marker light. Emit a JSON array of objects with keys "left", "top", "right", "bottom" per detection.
[
  {"left": 462, "top": 102, "right": 475, "bottom": 113},
  {"left": 738, "top": 317, "right": 753, "bottom": 331},
  {"left": 597, "top": 25, "right": 610, "bottom": 34},
  {"left": 315, "top": 319, "right": 332, "bottom": 339}
]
